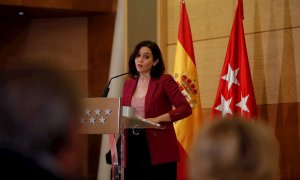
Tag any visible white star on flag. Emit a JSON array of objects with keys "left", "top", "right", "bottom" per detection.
[
  {"left": 236, "top": 94, "right": 250, "bottom": 112},
  {"left": 89, "top": 117, "right": 95, "bottom": 124},
  {"left": 221, "top": 64, "right": 240, "bottom": 90},
  {"left": 95, "top": 108, "right": 101, "bottom": 116},
  {"left": 104, "top": 108, "right": 111, "bottom": 116},
  {"left": 215, "top": 95, "right": 233, "bottom": 116},
  {"left": 85, "top": 109, "right": 91, "bottom": 116},
  {"left": 99, "top": 116, "right": 105, "bottom": 124}
]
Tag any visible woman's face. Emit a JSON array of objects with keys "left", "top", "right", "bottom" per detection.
[{"left": 135, "top": 46, "right": 158, "bottom": 75}]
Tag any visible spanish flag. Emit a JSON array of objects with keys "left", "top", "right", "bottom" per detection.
[{"left": 173, "top": 1, "right": 202, "bottom": 179}]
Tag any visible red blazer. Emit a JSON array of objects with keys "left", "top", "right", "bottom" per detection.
[{"left": 122, "top": 74, "right": 192, "bottom": 165}]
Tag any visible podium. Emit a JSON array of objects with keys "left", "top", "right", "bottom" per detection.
[{"left": 79, "top": 97, "right": 163, "bottom": 180}]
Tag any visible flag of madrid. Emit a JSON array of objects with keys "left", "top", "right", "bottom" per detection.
[{"left": 212, "top": 0, "right": 257, "bottom": 119}]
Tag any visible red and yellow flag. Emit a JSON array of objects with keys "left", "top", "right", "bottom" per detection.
[{"left": 173, "top": 1, "right": 202, "bottom": 179}]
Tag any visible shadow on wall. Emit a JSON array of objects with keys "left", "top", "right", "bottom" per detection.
[
  {"left": 252, "top": 0, "right": 267, "bottom": 119},
  {"left": 275, "top": 0, "right": 300, "bottom": 179}
]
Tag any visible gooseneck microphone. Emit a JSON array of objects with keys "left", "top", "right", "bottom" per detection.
[{"left": 101, "top": 72, "right": 128, "bottom": 97}]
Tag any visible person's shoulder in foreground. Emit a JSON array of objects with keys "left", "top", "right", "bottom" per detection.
[{"left": 189, "top": 116, "right": 279, "bottom": 180}]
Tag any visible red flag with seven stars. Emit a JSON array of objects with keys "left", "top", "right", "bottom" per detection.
[{"left": 211, "top": 0, "right": 257, "bottom": 119}]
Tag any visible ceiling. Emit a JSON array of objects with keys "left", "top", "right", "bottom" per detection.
[{"left": 1, "top": 6, "right": 107, "bottom": 19}]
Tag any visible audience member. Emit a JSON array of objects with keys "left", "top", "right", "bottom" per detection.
[
  {"left": 0, "top": 64, "right": 83, "bottom": 179},
  {"left": 189, "top": 117, "right": 279, "bottom": 180}
]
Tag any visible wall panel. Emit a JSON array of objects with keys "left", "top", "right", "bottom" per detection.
[
  {"left": 0, "top": 0, "right": 22, "bottom": 5},
  {"left": 24, "top": 0, "right": 73, "bottom": 9},
  {"left": 167, "top": 0, "right": 300, "bottom": 44},
  {"left": 0, "top": 17, "right": 88, "bottom": 94}
]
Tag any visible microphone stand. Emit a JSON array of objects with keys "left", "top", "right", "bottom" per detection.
[
  {"left": 101, "top": 72, "right": 128, "bottom": 97},
  {"left": 101, "top": 72, "right": 128, "bottom": 180}
]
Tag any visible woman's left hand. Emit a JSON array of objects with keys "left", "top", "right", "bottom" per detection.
[
  {"left": 147, "top": 117, "right": 159, "bottom": 124},
  {"left": 147, "top": 113, "right": 171, "bottom": 124}
]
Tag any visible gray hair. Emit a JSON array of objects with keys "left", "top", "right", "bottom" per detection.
[{"left": 189, "top": 118, "right": 279, "bottom": 180}]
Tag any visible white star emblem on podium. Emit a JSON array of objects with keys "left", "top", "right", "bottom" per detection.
[
  {"left": 89, "top": 117, "right": 95, "bottom": 124},
  {"left": 99, "top": 117, "right": 105, "bottom": 124},
  {"left": 85, "top": 109, "right": 91, "bottom": 116},
  {"left": 95, "top": 108, "right": 101, "bottom": 116},
  {"left": 104, "top": 108, "right": 111, "bottom": 116}
]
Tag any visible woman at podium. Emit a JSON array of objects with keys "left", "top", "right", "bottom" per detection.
[{"left": 122, "top": 40, "right": 192, "bottom": 179}]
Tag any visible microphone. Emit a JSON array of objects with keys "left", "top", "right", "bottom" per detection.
[{"left": 101, "top": 72, "right": 128, "bottom": 97}]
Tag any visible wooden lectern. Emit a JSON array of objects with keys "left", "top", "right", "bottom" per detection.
[{"left": 79, "top": 97, "right": 163, "bottom": 180}]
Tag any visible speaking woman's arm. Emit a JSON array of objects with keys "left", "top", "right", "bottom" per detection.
[{"left": 147, "top": 74, "right": 192, "bottom": 124}]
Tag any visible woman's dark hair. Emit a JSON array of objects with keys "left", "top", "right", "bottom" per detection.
[{"left": 128, "top": 40, "right": 165, "bottom": 78}]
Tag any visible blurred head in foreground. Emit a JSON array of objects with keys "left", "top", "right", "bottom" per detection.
[
  {"left": 189, "top": 117, "right": 279, "bottom": 180},
  {"left": 0, "top": 64, "right": 83, "bottom": 179}
]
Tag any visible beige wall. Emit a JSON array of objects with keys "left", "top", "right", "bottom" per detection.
[{"left": 127, "top": 0, "right": 157, "bottom": 56}]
